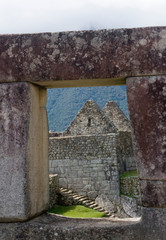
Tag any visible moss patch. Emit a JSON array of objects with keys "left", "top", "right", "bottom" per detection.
[{"left": 120, "top": 170, "right": 138, "bottom": 179}]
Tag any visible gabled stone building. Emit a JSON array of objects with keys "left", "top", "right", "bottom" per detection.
[
  {"left": 63, "top": 100, "right": 117, "bottom": 136},
  {"left": 49, "top": 100, "right": 136, "bottom": 213}
]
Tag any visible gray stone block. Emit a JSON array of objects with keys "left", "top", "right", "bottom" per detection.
[{"left": 0, "top": 82, "right": 49, "bottom": 222}]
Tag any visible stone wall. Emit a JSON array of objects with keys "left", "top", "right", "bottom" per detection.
[
  {"left": 116, "top": 132, "right": 136, "bottom": 174},
  {"left": 103, "top": 101, "right": 131, "bottom": 132},
  {"left": 49, "top": 133, "right": 120, "bottom": 208},
  {"left": 49, "top": 174, "right": 59, "bottom": 208},
  {"left": 49, "top": 130, "right": 137, "bottom": 212},
  {"left": 120, "top": 176, "right": 140, "bottom": 198},
  {"left": 120, "top": 195, "right": 141, "bottom": 218},
  {"left": 63, "top": 100, "right": 117, "bottom": 136},
  {"left": 49, "top": 99, "right": 136, "bottom": 210}
]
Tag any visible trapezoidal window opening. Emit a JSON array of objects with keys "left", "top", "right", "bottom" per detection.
[{"left": 47, "top": 85, "right": 140, "bottom": 219}]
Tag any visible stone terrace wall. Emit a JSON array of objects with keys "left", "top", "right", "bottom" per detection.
[
  {"left": 120, "top": 176, "right": 140, "bottom": 198},
  {"left": 49, "top": 134, "right": 120, "bottom": 205},
  {"left": 49, "top": 174, "right": 59, "bottom": 208},
  {"left": 116, "top": 132, "right": 136, "bottom": 174}
]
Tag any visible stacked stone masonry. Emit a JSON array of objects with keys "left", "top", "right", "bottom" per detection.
[
  {"left": 116, "top": 132, "right": 136, "bottom": 173},
  {"left": 120, "top": 176, "right": 140, "bottom": 198},
  {"left": 49, "top": 174, "right": 59, "bottom": 208},
  {"left": 49, "top": 134, "right": 119, "bottom": 205},
  {"left": 49, "top": 100, "right": 137, "bottom": 212},
  {"left": 63, "top": 100, "right": 117, "bottom": 136},
  {"left": 103, "top": 101, "right": 131, "bottom": 132}
]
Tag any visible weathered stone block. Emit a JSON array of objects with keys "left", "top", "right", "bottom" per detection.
[
  {"left": 49, "top": 174, "right": 59, "bottom": 208},
  {"left": 127, "top": 76, "right": 166, "bottom": 180},
  {"left": 140, "top": 180, "right": 166, "bottom": 207},
  {"left": 121, "top": 195, "right": 141, "bottom": 218},
  {"left": 1, "top": 27, "right": 166, "bottom": 88},
  {"left": 0, "top": 82, "right": 49, "bottom": 222}
]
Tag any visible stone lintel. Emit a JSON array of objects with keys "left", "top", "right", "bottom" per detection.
[
  {"left": 0, "top": 82, "right": 49, "bottom": 222},
  {"left": 0, "top": 26, "right": 166, "bottom": 87}
]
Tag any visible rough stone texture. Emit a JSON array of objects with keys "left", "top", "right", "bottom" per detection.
[
  {"left": 49, "top": 134, "right": 120, "bottom": 208},
  {"left": 120, "top": 196, "right": 141, "bottom": 218},
  {"left": 57, "top": 191, "right": 79, "bottom": 206},
  {"left": 127, "top": 75, "right": 166, "bottom": 207},
  {"left": 0, "top": 27, "right": 166, "bottom": 237},
  {"left": 0, "top": 213, "right": 142, "bottom": 240},
  {"left": 141, "top": 207, "right": 166, "bottom": 239},
  {"left": 49, "top": 131, "right": 137, "bottom": 212},
  {"left": 95, "top": 194, "right": 117, "bottom": 213},
  {"left": 116, "top": 132, "right": 136, "bottom": 173},
  {"left": 0, "top": 82, "right": 49, "bottom": 222},
  {"left": 49, "top": 100, "right": 136, "bottom": 212},
  {"left": 62, "top": 101, "right": 135, "bottom": 174},
  {"left": 0, "top": 27, "right": 166, "bottom": 87},
  {"left": 0, "top": 208, "right": 166, "bottom": 240},
  {"left": 103, "top": 101, "right": 131, "bottom": 132},
  {"left": 49, "top": 174, "right": 59, "bottom": 208},
  {"left": 49, "top": 131, "right": 63, "bottom": 137},
  {"left": 63, "top": 100, "right": 117, "bottom": 136},
  {"left": 120, "top": 176, "right": 140, "bottom": 198},
  {"left": 140, "top": 180, "right": 166, "bottom": 207}
]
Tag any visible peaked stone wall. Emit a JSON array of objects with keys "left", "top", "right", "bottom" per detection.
[
  {"left": 49, "top": 133, "right": 120, "bottom": 212},
  {"left": 63, "top": 100, "right": 117, "bottom": 136},
  {"left": 103, "top": 101, "right": 131, "bottom": 132}
]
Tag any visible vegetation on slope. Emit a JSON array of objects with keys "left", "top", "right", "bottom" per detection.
[
  {"left": 48, "top": 205, "right": 107, "bottom": 218},
  {"left": 120, "top": 170, "right": 138, "bottom": 179},
  {"left": 46, "top": 85, "right": 128, "bottom": 132}
]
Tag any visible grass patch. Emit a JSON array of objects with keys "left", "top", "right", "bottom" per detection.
[
  {"left": 120, "top": 192, "right": 139, "bottom": 199},
  {"left": 120, "top": 170, "right": 138, "bottom": 179},
  {"left": 48, "top": 205, "right": 107, "bottom": 218}
]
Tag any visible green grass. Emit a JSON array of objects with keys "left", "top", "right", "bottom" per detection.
[
  {"left": 48, "top": 205, "right": 107, "bottom": 218},
  {"left": 120, "top": 192, "right": 139, "bottom": 199},
  {"left": 120, "top": 170, "right": 138, "bottom": 179}
]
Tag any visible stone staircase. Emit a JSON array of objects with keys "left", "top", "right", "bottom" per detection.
[{"left": 59, "top": 187, "right": 114, "bottom": 217}]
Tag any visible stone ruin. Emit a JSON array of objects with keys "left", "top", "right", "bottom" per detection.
[
  {"left": 0, "top": 26, "right": 166, "bottom": 239},
  {"left": 49, "top": 100, "right": 136, "bottom": 214}
]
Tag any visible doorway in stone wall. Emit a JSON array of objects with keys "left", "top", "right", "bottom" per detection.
[{"left": 47, "top": 85, "right": 140, "bottom": 218}]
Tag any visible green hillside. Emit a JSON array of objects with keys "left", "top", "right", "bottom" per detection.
[{"left": 46, "top": 85, "right": 128, "bottom": 132}]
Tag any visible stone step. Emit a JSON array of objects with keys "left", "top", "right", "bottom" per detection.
[
  {"left": 82, "top": 200, "right": 92, "bottom": 204},
  {"left": 59, "top": 189, "right": 67, "bottom": 192},
  {"left": 88, "top": 204, "right": 98, "bottom": 208},
  {"left": 60, "top": 188, "right": 69, "bottom": 192},
  {"left": 89, "top": 200, "right": 95, "bottom": 205},
  {"left": 104, "top": 211, "right": 110, "bottom": 215},
  {"left": 74, "top": 196, "right": 86, "bottom": 200},
  {"left": 93, "top": 206, "right": 103, "bottom": 211},
  {"left": 58, "top": 187, "right": 112, "bottom": 217},
  {"left": 77, "top": 198, "right": 87, "bottom": 202},
  {"left": 70, "top": 194, "right": 79, "bottom": 197},
  {"left": 67, "top": 190, "right": 73, "bottom": 194},
  {"left": 104, "top": 213, "right": 112, "bottom": 217}
]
